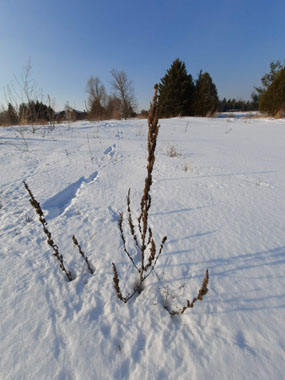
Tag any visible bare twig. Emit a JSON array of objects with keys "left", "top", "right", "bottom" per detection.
[{"left": 118, "top": 212, "right": 139, "bottom": 271}]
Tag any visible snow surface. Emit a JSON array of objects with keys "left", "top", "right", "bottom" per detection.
[{"left": 0, "top": 117, "right": 285, "bottom": 379}]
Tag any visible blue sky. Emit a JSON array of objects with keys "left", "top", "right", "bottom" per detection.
[{"left": 0, "top": 0, "right": 284, "bottom": 111}]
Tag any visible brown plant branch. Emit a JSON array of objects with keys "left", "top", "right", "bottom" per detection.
[
  {"left": 169, "top": 269, "right": 209, "bottom": 315},
  {"left": 118, "top": 212, "right": 139, "bottom": 272},
  {"left": 127, "top": 188, "right": 139, "bottom": 247},
  {"left": 112, "top": 263, "right": 136, "bottom": 303},
  {"left": 23, "top": 181, "right": 73, "bottom": 282},
  {"left": 143, "top": 236, "right": 167, "bottom": 280}
]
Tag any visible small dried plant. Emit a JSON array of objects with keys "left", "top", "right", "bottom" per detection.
[
  {"left": 72, "top": 235, "right": 94, "bottom": 274},
  {"left": 12, "top": 126, "right": 29, "bottom": 152},
  {"left": 23, "top": 181, "right": 73, "bottom": 281},
  {"left": 112, "top": 84, "right": 167, "bottom": 303},
  {"left": 167, "top": 145, "right": 181, "bottom": 158},
  {"left": 183, "top": 161, "right": 191, "bottom": 172},
  {"left": 87, "top": 133, "right": 94, "bottom": 161},
  {"left": 168, "top": 270, "right": 209, "bottom": 315}
]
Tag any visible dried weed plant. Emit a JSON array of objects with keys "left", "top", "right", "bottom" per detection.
[
  {"left": 23, "top": 85, "right": 209, "bottom": 316},
  {"left": 23, "top": 181, "right": 73, "bottom": 281},
  {"left": 167, "top": 145, "right": 181, "bottom": 158},
  {"left": 112, "top": 85, "right": 167, "bottom": 303},
  {"left": 168, "top": 269, "right": 209, "bottom": 315},
  {"left": 183, "top": 161, "right": 191, "bottom": 172},
  {"left": 24, "top": 183, "right": 95, "bottom": 281}
]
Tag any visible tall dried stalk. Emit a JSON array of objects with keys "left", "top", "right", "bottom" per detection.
[
  {"left": 23, "top": 181, "right": 73, "bottom": 282},
  {"left": 113, "top": 85, "right": 167, "bottom": 302}
]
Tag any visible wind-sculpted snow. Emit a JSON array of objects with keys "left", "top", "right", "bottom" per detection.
[
  {"left": 42, "top": 171, "right": 98, "bottom": 219},
  {"left": 0, "top": 117, "right": 285, "bottom": 380}
]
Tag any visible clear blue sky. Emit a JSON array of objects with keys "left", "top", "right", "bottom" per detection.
[{"left": 1, "top": 0, "right": 284, "bottom": 111}]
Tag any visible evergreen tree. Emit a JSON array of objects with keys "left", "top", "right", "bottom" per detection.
[
  {"left": 255, "top": 60, "right": 284, "bottom": 96},
  {"left": 250, "top": 92, "right": 259, "bottom": 110},
  {"left": 259, "top": 68, "right": 285, "bottom": 116},
  {"left": 89, "top": 98, "right": 105, "bottom": 120},
  {"left": 18, "top": 101, "right": 55, "bottom": 123},
  {"left": 193, "top": 71, "right": 219, "bottom": 116},
  {"left": 7, "top": 103, "right": 18, "bottom": 125},
  {"left": 158, "top": 59, "right": 194, "bottom": 117},
  {"left": 252, "top": 60, "right": 284, "bottom": 107}
]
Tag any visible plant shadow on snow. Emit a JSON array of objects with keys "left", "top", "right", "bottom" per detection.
[
  {"left": 159, "top": 169, "right": 275, "bottom": 182},
  {"left": 150, "top": 205, "right": 207, "bottom": 217},
  {"left": 166, "top": 230, "right": 217, "bottom": 245},
  {"left": 192, "top": 246, "right": 285, "bottom": 314},
  {"left": 151, "top": 245, "right": 285, "bottom": 315},
  {"left": 0, "top": 135, "right": 59, "bottom": 143},
  {"left": 235, "top": 330, "right": 257, "bottom": 355},
  {"left": 204, "top": 246, "right": 285, "bottom": 277}
]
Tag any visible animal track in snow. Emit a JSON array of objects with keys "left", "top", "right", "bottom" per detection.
[{"left": 103, "top": 144, "right": 117, "bottom": 159}]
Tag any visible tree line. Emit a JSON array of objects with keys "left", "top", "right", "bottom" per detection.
[
  {"left": 0, "top": 58, "right": 284, "bottom": 126},
  {"left": 159, "top": 58, "right": 285, "bottom": 117}
]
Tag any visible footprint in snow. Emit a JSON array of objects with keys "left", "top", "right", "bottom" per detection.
[{"left": 103, "top": 144, "right": 117, "bottom": 159}]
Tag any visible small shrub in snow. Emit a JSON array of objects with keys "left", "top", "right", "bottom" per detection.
[
  {"left": 167, "top": 145, "right": 179, "bottom": 157},
  {"left": 183, "top": 161, "right": 191, "bottom": 172}
]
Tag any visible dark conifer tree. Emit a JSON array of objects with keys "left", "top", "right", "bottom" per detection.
[
  {"left": 7, "top": 103, "right": 18, "bottom": 125},
  {"left": 89, "top": 98, "right": 105, "bottom": 120},
  {"left": 158, "top": 59, "right": 194, "bottom": 117},
  {"left": 259, "top": 68, "right": 285, "bottom": 116},
  {"left": 252, "top": 60, "right": 284, "bottom": 107},
  {"left": 193, "top": 71, "right": 219, "bottom": 116},
  {"left": 255, "top": 60, "right": 284, "bottom": 96},
  {"left": 18, "top": 101, "right": 55, "bottom": 123}
]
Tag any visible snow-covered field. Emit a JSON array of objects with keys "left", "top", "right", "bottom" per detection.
[{"left": 0, "top": 116, "right": 284, "bottom": 379}]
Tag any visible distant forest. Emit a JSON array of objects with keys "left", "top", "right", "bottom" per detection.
[{"left": 0, "top": 59, "right": 284, "bottom": 126}]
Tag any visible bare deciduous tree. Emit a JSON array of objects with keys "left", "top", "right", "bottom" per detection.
[
  {"left": 86, "top": 76, "right": 107, "bottom": 119},
  {"left": 3, "top": 59, "right": 56, "bottom": 126},
  {"left": 5, "top": 58, "right": 42, "bottom": 110},
  {"left": 110, "top": 69, "right": 136, "bottom": 119}
]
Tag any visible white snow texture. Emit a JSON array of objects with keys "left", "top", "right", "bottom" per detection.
[{"left": 0, "top": 116, "right": 284, "bottom": 379}]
